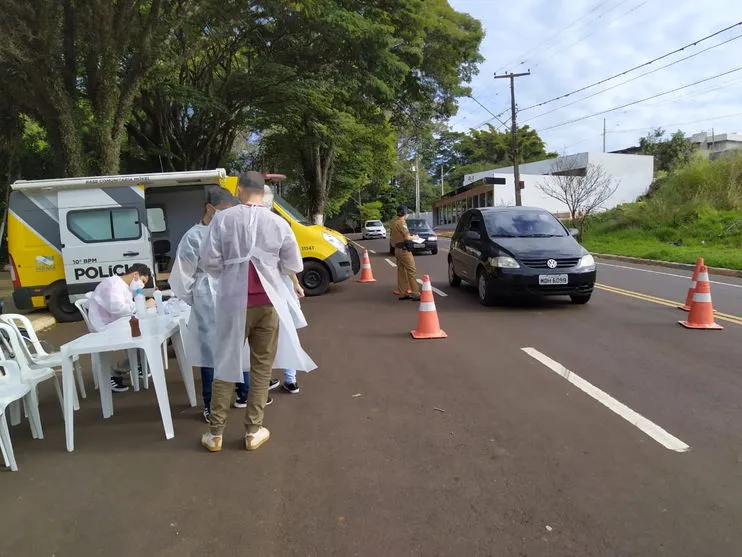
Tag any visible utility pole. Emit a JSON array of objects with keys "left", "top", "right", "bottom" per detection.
[
  {"left": 494, "top": 70, "right": 530, "bottom": 206},
  {"left": 603, "top": 118, "right": 606, "bottom": 153},
  {"left": 415, "top": 152, "right": 421, "bottom": 216}
]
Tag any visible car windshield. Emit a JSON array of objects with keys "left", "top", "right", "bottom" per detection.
[
  {"left": 274, "top": 194, "right": 309, "bottom": 226},
  {"left": 407, "top": 219, "right": 431, "bottom": 232},
  {"left": 366, "top": 221, "right": 383, "bottom": 227},
  {"left": 484, "top": 210, "right": 566, "bottom": 238}
]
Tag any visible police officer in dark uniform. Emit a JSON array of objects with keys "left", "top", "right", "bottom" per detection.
[{"left": 389, "top": 205, "right": 421, "bottom": 301}]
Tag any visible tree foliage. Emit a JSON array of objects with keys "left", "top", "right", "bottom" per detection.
[
  {"left": 639, "top": 128, "right": 694, "bottom": 174},
  {"left": 359, "top": 201, "right": 383, "bottom": 222},
  {"left": 0, "top": 0, "right": 183, "bottom": 176}
]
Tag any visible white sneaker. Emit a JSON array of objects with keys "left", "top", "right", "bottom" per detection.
[
  {"left": 201, "top": 433, "right": 222, "bottom": 452},
  {"left": 244, "top": 427, "right": 270, "bottom": 451}
]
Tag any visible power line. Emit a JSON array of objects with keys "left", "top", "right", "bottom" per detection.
[
  {"left": 521, "top": 20, "right": 742, "bottom": 113},
  {"left": 529, "top": 0, "right": 650, "bottom": 71},
  {"left": 607, "top": 111, "right": 742, "bottom": 134},
  {"left": 467, "top": 95, "right": 510, "bottom": 128},
  {"left": 540, "top": 65, "right": 742, "bottom": 132},
  {"left": 523, "top": 32, "right": 742, "bottom": 124},
  {"left": 493, "top": 0, "right": 618, "bottom": 75}
]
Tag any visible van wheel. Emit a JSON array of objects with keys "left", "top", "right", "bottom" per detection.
[
  {"left": 300, "top": 261, "right": 331, "bottom": 296},
  {"left": 48, "top": 283, "right": 82, "bottom": 323}
]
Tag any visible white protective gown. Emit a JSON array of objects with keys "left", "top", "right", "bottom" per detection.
[
  {"left": 87, "top": 275, "right": 136, "bottom": 332},
  {"left": 168, "top": 223, "right": 217, "bottom": 368},
  {"left": 199, "top": 203, "right": 317, "bottom": 382}
]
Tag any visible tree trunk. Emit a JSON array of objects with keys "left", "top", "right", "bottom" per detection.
[{"left": 300, "top": 137, "right": 335, "bottom": 222}]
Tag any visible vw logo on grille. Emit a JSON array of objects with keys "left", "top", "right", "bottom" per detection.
[{"left": 546, "top": 259, "right": 558, "bottom": 269}]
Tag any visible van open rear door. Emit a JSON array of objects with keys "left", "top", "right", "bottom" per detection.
[{"left": 57, "top": 187, "right": 154, "bottom": 298}]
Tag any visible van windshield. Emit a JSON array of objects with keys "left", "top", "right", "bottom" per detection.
[{"left": 274, "top": 194, "right": 309, "bottom": 226}]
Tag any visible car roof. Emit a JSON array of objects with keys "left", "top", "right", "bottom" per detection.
[{"left": 474, "top": 206, "right": 551, "bottom": 216}]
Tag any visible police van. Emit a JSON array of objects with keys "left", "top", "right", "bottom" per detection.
[{"left": 7, "top": 169, "right": 358, "bottom": 322}]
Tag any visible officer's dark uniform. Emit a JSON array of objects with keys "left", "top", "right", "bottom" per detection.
[{"left": 389, "top": 205, "right": 420, "bottom": 300}]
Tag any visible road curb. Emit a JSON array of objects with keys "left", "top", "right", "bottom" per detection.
[
  {"left": 595, "top": 253, "right": 742, "bottom": 278},
  {"left": 27, "top": 314, "right": 57, "bottom": 333}
]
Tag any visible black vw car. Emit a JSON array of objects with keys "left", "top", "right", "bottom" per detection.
[
  {"left": 389, "top": 218, "right": 438, "bottom": 255},
  {"left": 448, "top": 207, "right": 596, "bottom": 306}
]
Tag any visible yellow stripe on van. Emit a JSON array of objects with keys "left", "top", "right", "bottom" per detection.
[{"left": 7, "top": 212, "right": 65, "bottom": 289}]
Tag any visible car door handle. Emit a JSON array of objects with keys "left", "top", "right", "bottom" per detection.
[{"left": 123, "top": 251, "right": 139, "bottom": 257}]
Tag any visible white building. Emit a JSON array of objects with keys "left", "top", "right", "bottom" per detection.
[
  {"left": 433, "top": 152, "right": 654, "bottom": 228},
  {"left": 689, "top": 131, "right": 742, "bottom": 160}
]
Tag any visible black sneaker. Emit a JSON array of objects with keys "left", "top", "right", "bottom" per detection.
[
  {"left": 283, "top": 382, "right": 300, "bottom": 394},
  {"left": 203, "top": 408, "right": 211, "bottom": 423},
  {"left": 110, "top": 377, "right": 129, "bottom": 392},
  {"left": 235, "top": 396, "right": 273, "bottom": 409},
  {"left": 138, "top": 366, "right": 151, "bottom": 379},
  {"left": 268, "top": 379, "right": 280, "bottom": 391}
]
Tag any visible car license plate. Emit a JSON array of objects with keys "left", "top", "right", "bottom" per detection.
[{"left": 539, "top": 274, "right": 568, "bottom": 285}]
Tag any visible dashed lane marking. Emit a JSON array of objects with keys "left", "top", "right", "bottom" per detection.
[
  {"left": 385, "top": 258, "right": 397, "bottom": 268},
  {"left": 522, "top": 347, "right": 690, "bottom": 453},
  {"left": 595, "top": 283, "right": 742, "bottom": 326}
]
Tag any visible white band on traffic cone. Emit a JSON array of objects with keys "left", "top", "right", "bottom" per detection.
[
  {"left": 692, "top": 292, "right": 712, "bottom": 303},
  {"left": 697, "top": 272, "right": 709, "bottom": 282},
  {"left": 422, "top": 281, "right": 432, "bottom": 292},
  {"left": 419, "top": 302, "right": 436, "bottom": 312}
]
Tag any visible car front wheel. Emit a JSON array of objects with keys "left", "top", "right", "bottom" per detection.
[
  {"left": 570, "top": 293, "right": 592, "bottom": 305},
  {"left": 477, "top": 271, "right": 498, "bottom": 306}
]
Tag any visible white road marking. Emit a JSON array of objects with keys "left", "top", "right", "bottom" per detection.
[
  {"left": 367, "top": 248, "right": 376, "bottom": 254},
  {"left": 598, "top": 262, "right": 742, "bottom": 289},
  {"left": 385, "top": 258, "right": 397, "bottom": 268},
  {"left": 521, "top": 347, "right": 690, "bottom": 453},
  {"left": 416, "top": 278, "right": 448, "bottom": 297}
]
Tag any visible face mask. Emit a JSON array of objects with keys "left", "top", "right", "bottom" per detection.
[{"left": 130, "top": 278, "right": 145, "bottom": 293}]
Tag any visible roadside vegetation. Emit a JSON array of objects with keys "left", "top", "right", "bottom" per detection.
[{"left": 582, "top": 151, "right": 742, "bottom": 270}]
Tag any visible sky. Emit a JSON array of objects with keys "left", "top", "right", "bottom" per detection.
[{"left": 448, "top": 0, "right": 742, "bottom": 154}]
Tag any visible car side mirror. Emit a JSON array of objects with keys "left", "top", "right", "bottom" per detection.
[
  {"left": 568, "top": 228, "right": 580, "bottom": 238},
  {"left": 465, "top": 230, "right": 481, "bottom": 241}
]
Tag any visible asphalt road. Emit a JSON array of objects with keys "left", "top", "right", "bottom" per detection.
[{"left": 2, "top": 236, "right": 742, "bottom": 556}]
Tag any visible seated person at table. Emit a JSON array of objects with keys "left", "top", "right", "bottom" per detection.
[{"left": 87, "top": 263, "right": 155, "bottom": 392}]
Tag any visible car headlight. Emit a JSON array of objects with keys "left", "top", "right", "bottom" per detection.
[
  {"left": 427, "top": 235, "right": 437, "bottom": 241},
  {"left": 489, "top": 256, "right": 520, "bottom": 269},
  {"left": 323, "top": 232, "right": 346, "bottom": 253},
  {"left": 577, "top": 254, "right": 595, "bottom": 268}
]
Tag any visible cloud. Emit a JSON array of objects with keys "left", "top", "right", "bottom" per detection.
[{"left": 449, "top": 0, "right": 742, "bottom": 153}]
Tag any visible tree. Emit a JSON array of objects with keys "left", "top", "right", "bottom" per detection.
[
  {"left": 0, "top": 0, "right": 182, "bottom": 176},
  {"left": 639, "top": 128, "right": 694, "bottom": 173},
  {"left": 433, "top": 124, "right": 556, "bottom": 192},
  {"left": 537, "top": 156, "right": 618, "bottom": 236},
  {"left": 256, "top": 0, "right": 484, "bottom": 222},
  {"left": 359, "top": 201, "right": 383, "bottom": 222}
]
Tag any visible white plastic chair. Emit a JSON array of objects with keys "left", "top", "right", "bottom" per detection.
[
  {"left": 0, "top": 356, "right": 38, "bottom": 471},
  {"left": 0, "top": 323, "right": 64, "bottom": 440},
  {"left": 0, "top": 314, "right": 88, "bottom": 398}
]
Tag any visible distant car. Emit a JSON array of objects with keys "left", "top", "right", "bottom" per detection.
[
  {"left": 448, "top": 207, "right": 596, "bottom": 306},
  {"left": 389, "top": 218, "right": 438, "bottom": 255},
  {"left": 362, "top": 220, "right": 387, "bottom": 240}
]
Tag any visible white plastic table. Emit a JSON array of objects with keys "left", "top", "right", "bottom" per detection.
[{"left": 59, "top": 313, "right": 195, "bottom": 452}]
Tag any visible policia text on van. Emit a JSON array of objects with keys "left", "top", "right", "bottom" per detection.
[{"left": 7, "top": 169, "right": 359, "bottom": 322}]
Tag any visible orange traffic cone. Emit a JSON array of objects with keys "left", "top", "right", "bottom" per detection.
[
  {"left": 411, "top": 275, "right": 447, "bottom": 339},
  {"left": 358, "top": 249, "right": 376, "bottom": 283},
  {"left": 678, "top": 257, "right": 704, "bottom": 311},
  {"left": 679, "top": 266, "right": 723, "bottom": 330}
]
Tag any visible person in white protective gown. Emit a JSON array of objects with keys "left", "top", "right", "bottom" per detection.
[
  {"left": 168, "top": 186, "right": 250, "bottom": 423},
  {"left": 198, "top": 171, "right": 316, "bottom": 452}
]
